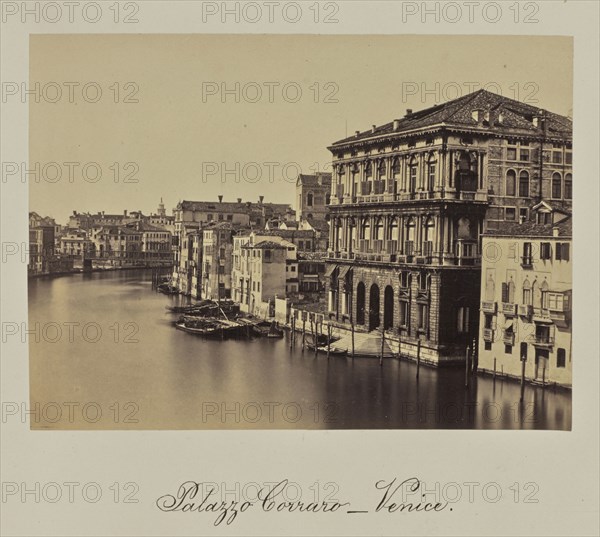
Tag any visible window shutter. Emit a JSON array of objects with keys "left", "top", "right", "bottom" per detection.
[
  {"left": 501, "top": 283, "right": 508, "bottom": 303},
  {"left": 556, "top": 243, "right": 562, "bottom": 260},
  {"left": 562, "top": 243, "right": 570, "bottom": 261}
]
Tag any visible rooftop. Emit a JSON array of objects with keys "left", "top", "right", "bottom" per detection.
[
  {"left": 330, "top": 89, "right": 572, "bottom": 149},
  {"left": 484, "top": 216, "right": 572, "bottom": 238}
]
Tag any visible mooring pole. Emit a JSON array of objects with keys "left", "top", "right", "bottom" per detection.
[
  {"left": 520, "top": 357, "right": 527, "bottom": 402},
  {"left": 302, "top": 318, "right": 306, "bottom": 351},
  {"left": 493, "top": 357, "right": 497, "bottom": 381},
  {"left": 464, "top": 346, "right": 470, "bottom": 388},
  {"left": 416, "top": 339, "right": 421, "bottom": 379},
  {"left": 327, "top": 323, "right": 331, "bottom": 359}
]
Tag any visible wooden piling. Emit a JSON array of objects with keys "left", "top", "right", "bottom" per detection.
[
  {"left": 493, "top": 357, "right": 496, "bottom": 381},
  {"left": 351, "top": 320, "right": 355, "bottom": 359},
  {"left": 379, "top": 329, "right": 384, "bottom": 366},
  {"left": 519, "top": 358, "right": 526, "bottom": 402},
  {"left": 542, "top": 365, "right": 546, "bottom": 387},
  {"left": 327, "top": 323, "right": 331, "bottom": 359},
  {"left": 416, "top": 339, "right": 421, "bottom": 379},
  {"left": 302, "top": 319, "right": 306, "bottom": 350},
  {"left": 464, "top": 347, "right": 470, "bottom": 388}
]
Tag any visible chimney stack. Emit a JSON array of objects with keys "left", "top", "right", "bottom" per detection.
[
  {"left": 259, "top": 195, "right": 264, "bottom": 204},
  {"left": 405, "top": 109, "right": 413, "bottom": 117},
  {"left": 371, "top": 124, "right": 376, "bottom": 133},
  {"left": 124, "top": 209, "right": 127, "bottom": 216},
  {"left": 237, "top": 197, "right": 242, "bottom": 204},
  {"left": 218, "top": 195, "right": 223, "bottom": 203},
  {"left": 393, "top": 119, "right": 400, "bottom": 130},
  {"left": 355, "top": 130, "right": 360, "bottom": 137}
]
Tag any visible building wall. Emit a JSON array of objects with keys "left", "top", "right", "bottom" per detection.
[{"left": 477, "top": 234, "right": 572, "bottom": 387}]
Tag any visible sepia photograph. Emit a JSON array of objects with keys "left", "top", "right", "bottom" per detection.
[
  {"left": 2, "top": 2, "right": 599, "bottom": 536},
  {"left": 26, "top": 33, "right": 573, "bottom": 430}
]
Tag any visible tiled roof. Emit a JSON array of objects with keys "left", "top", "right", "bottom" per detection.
[
  {"left": 297, "top": 173, "right": 332, "bottom": 186},
  {"left": 256, "top": 229, "right": 315, "bottom": 238},
  {"left": 485, "top": 216, "right": 572, "bottom": 238},
  {"left": 305, "top": 218, "right": 330, "bottom": 233},
  {"left": 249, "top": 240, "right": 287, "bottom": 250},
  {"left": 331, "top": 89, "right": 572, "bottom": 148}
]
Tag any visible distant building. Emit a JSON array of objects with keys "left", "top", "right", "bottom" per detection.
[
  {"left": 126, "top": 220, "right": 172, "bottom": 263},
  {"left": 28, "top": 212, "right": 57, "bottom": 275},
  {"left": 89, "top": 225, "right": 142, "bottom": 266},
  {"left": 67, "top": 210, "right": 138, "bottom": 230},
  {"left": 478, "top": 218, "right": 572, "bottom": 388},
  {"left": 296, "top": 172, "right": 332, "bottom": 221},
  {"left": 59, "top": 229, "right": 94, "bottom": 258}
]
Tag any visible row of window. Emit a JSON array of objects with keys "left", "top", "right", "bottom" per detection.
[
  {"left": 522, "top": 241, "right": 570, "bottom": 264},
  {"left": 504, "top": 170, "right": 572, "bottom": 199}
]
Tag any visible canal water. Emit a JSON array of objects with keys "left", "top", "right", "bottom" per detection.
[{"left": 28, "top": 269, "right": 571, "bottom": 430}]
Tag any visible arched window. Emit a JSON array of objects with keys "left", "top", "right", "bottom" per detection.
[
  {"left": 427, "top": 156, "right": 437, "bottom": 191},
  {"left": 360, "top": 218, "right": 370, "bottom": 240},
  {"left": 519, "top": 170, "right": 530, "bottom": 197},
  {"left": 485, "top": 273, "right": 495, "bottom": 301},
  {"left": 541, "top": 280, "right": 549, "bottom": 309},
  {"left": 378, "top": 159, "right": 386, "bottom": 179},
  {"left": 423, "top": 216, "right": 435, "bottom": 256},
  {"left": 365, "top": 160, "right": 373, "bottom": 180},
  {"left": 405, "top": 217, "right": 416, "bottom": 255},
  {"left": 564, "top": 173, "right": 572, "bottom": 199},
  {"left": 532, "top": 280, "right": 541, "bottom": 309},
  {"left": 506, "top": 169, "right": 516, "bottom": 197},
  {"left": 409, "top": 156, "right": 418, "bottom": 192},
  {"left": 307, "top": 191, "right": 314, "bottom": 207},
  {"left": 522, "top": 278, "right": 531, "bottom": 305},
  {"left": 392, "top": 157, "right": 401, "bottom": 178},
  {"left": 507, "top": 279, "right": 515, "bottom": 303},
  {"left": 374, "top": 217, "right": 384, "bottom": 241},
  {"left": 388, "top": 217, "right": 399, "bottom": 243},
  {"left": 551, "top": 172, "right": 562, "bottom": 199}
]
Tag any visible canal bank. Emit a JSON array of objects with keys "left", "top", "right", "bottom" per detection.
[{"left": 28, "top": 269, "right": 572, "bottom": 430}]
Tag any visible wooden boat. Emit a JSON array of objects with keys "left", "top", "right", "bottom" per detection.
[
  {"left": 158, "top": 283, "right": 179, "bottom": 295},
  {"left": 252, "top": 320, "right": 284, "bottom": 338},
  {"left": 175, "top": 316, "right": 245, "bottom": 339}
]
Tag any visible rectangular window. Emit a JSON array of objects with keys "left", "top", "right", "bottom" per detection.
[
  {"left": 505, "top": 344, "right": 513, "bottom": 354},
  {"left": 457, "top": 306, "right": 470, "bottom": 333},
  {"left": 565, "top": 152, "right": 572, "bottom": 164},
  {"left": 507, "top": 148, "right": 517, "bottom": 160},
  {"left": 522, "top": 242, "right": 532, "bottom": 265},
  {"left": 520, "top": 149, "right": 530, "bottom": 161},
  {"left": 519, "top": 208, "right": 528, "bottom": 222},
  {"left": 399, "top": 301, "right": 409, "bottom": 327},
  {"left": 552, "top": 151, "right": 562, "bottom": 164},
  {"left": 505, "top": 207, "right": 516, "bottom": 221},
  {"left": 557, "top": 348, "right": 566, "bottom": 368},
  {"left": 540, "top": 242, "right": 552, "bottom": 260},
  {"left": 484, "top": 314, "right": 493, "bottom": 329},
  {"left": 556, "top": 243, "right": 570, "bottom": 261},
  {"left": 417, "top": 304, "right": 428, "bottom": 331},
  {"left": 484, "top": 341, "right": 492, "bottom": 351},
  {"left": 523, "top": 288, "right": 532, "bottom": 305},
  {"left": 218, "top": 214, "right": 224, "bottom": 221}
]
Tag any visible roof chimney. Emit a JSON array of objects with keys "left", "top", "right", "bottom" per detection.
[
  {"left": 124, "top": 209, "right": 127, "bottom": 216},
  {"left": 218, "top": 195, "right": 223, "bottom": 203},
  {"left": 371, "top": 124, "right": 376, "bottom": 133},
  {"left": 393, "top": 119, "right": 400, "bottom": 130},
  {"left": 405, "top": 109, "right": 413, "bottom": 117},
  {"left": 237, "top": 197, "right": 242, "bottom": 203},
  {"left": 355, "top": 130, "right": 360, "bottom": 137},
  {"left": 552, "top": 226, "right": 559, "bottom": 237},
  {"left": 259, "top": 195, "right": 264, "bottom": 204}
]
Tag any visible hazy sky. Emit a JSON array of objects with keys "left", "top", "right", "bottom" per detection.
[{"left": 29, "top": 34, "right": 572, "bottom": 224}]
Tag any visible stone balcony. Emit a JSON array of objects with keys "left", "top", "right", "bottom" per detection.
[{"left": 328, "top": 188, "right": 489, "bottom": 206}]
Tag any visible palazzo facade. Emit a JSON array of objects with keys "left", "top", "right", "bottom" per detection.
[{"left": 325, "top": 89, "right": 572, "bottom": 365}]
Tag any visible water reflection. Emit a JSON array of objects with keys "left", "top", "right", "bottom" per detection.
[{"left": 28, "top": 270, "right": 572, "bottom": 430}]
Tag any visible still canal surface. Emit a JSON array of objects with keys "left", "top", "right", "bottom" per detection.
[{"left": 28, "top": 269, "right": 571, "bottom": 430}]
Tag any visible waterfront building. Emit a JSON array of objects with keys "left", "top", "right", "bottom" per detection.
[
  {"left": 232, "top": 234, "right": 297, "bottom": 316},
  {"left": 201, "top": 223, "right": 236, "bottom": 300},
  {"left": 28, "top": 212, "right": 59, "bottom": 275},
  {"left": 148, "top": 198, "right": 175, "bottom": 234},
  {"left": 89, "top": 225, "right": 142, "bottom": 266},
  {"left": 59, "top": 229, "right": 94, "bottom": 259},
  {"left": 126, "top": 221, "right": 172, "bottom": 264},
  {"left": 325, "top": 89, "right": 572, "bottom": 365},
  {"left": 478, "top": 218, "right": 572, "bottom": 387}
]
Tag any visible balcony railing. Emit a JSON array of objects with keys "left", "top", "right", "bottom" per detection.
[
  {"left": 521, "top": 256, "right": 533, "bottom": 267},
  {"left": 531, "top": 335, "right": 554, "bottom": 347},
  {"left": 502, "top": 303, "right": 518, "bottom": 316},
  {"left": 518, "top": 304, "right": 533, "bottom": 319},
  {"left": 483, "top": 328, "right": 494, "bottom": 342},
  {"left": 481, "top": 301, "right": 497, "bottom": 313},
  {"left": 503, "top": 331, "right": 515, "bottom": 346}
]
